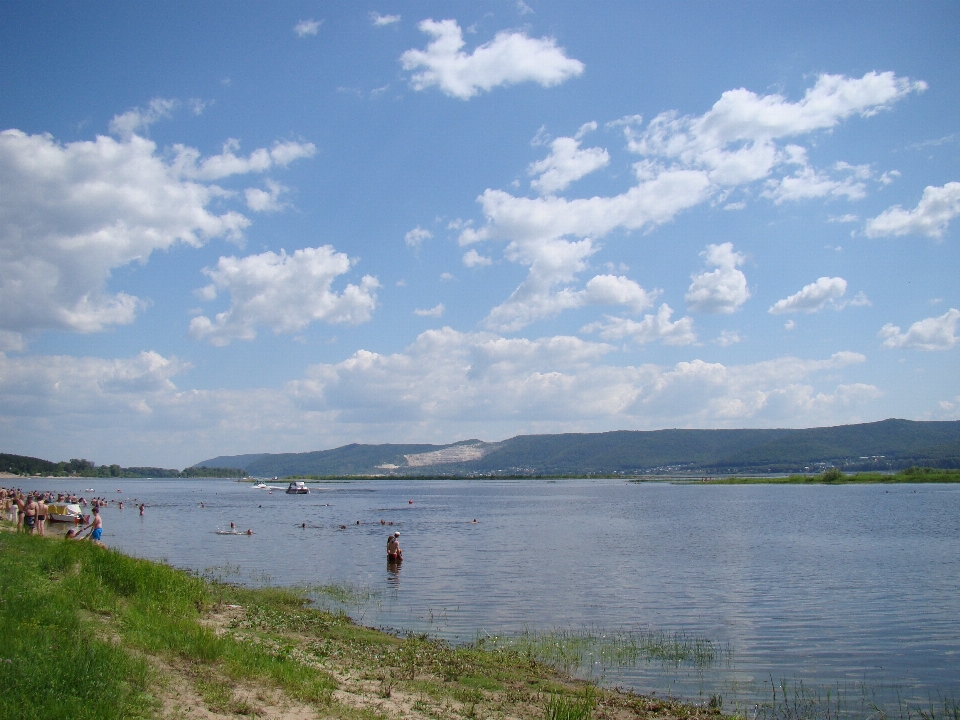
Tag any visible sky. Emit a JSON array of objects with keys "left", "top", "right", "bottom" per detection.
[{"left": 1, "top": 1, "right": 959, "bottom": 468}]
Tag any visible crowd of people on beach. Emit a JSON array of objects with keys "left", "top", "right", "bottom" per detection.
[{"left": 0, "top": 486, "right": 139, "bottom": 546}]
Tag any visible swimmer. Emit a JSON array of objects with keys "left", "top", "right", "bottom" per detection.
[{"left": 246, "top": 529, "right": 253, "bottom": 535}]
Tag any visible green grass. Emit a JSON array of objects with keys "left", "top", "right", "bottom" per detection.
[
  {"left": 478, "top": 626, "right": 725, "bottom": 675},
  {"left": 0, "top": 531, "right": 336, "bottom": 718},
  {"left": 711, "top": 467, "right": 960, "bottom": 484}
]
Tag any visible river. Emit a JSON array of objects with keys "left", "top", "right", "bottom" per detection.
[{"left": 26, "top": 477, "right": 960, "bottom": 715}]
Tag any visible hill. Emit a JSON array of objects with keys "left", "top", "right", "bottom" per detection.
[{"left": 196, "top": 419, "right": 960, "bottom": 477}]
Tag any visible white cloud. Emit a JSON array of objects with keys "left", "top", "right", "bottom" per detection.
[
  {"left": 481, "top": 229, "right": 657, "bottom": 331},
  {"left": 440, "top": 272, "right": 455, "bottom": 281},
  {"left": 463, "top": 249, "right": 492, "bottom": 267},
  {"left": 173, "top": 139, "right": 316, "bottom": 181},
  {"left": 244, "top": 179, "right": 287, "bottom": 212},
  {"left": 400, "top": 19, "right": 584, "bottom": 100},
  {"left": 404, "top": 226, "right": 433, "bottom": 248},
  {"left": 459, "top": 73, "right": 921, "bottom": 335},
  {"left": 686, "top": 242, "right": 750, "bottom": 314},
  {"left": 0, "top": 129, "right": 254, "bottom": 338},
  {"left": 762, "top": 162, "right": 869, "bottom": 204},
  {"left": 0, "top": 338, "right": 878, "bottom": 467},
  {"left": 627, "top": 72, "right": 925, "bottom": 173},
  {"left": 784, "top": 320, "right": 796, "bottom": 330},
  {"left": 582, "top": 304, "right": 696, "bottom": 346},
  {"left": 829, "top": 213, "right": 859, "bottom": 223},
  {"left": 769, "top": 277, "right": 847, "bottom": 314},
  {"left": 371, "top": 12, "right": 400, "bottom": 26},
  {"left": 294, "top": 19, "right": 322, "bottom": 37},
  {"left": 109, "top": 98, "right": 179, "bottom": 139},
  {"left": 879, "top": 308, "right": 959, "bottom": 351},
  {"left": 865, "top": 182, "right": 960, "bottom": 238},
  {"left": 414, "top": 303, "right": 444, "bottom": 318},
  {"left": 189, "top": 246, "right": 379, "bottom": 346},
  {"left": 848, "top": 291, "right": 872, "bottom": 307},
  {"left": 529, "top": 134, "right": 609, "bottom": 195},
  {"left": 716, "top": 330, "right": 742, "bottom": 346},
  {"left": 0, "top": 330, "right": 25, "bottom": 352},
  {"left": 188, "top": 98, "right": 209, "bottom": 115}
]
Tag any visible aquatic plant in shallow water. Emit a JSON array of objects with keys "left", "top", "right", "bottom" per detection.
[
  {"left": 745, "top": 677, "right": 960, "bottom": 720},
  {"left": 477, "top": 625, "right": 725, "bottom": 676}
]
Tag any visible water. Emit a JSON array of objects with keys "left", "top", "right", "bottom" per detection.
[{"left": 24, "top": 478, "right": 960, "bottom": 714}]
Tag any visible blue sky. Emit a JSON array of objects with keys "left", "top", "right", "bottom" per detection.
[{"left": 1, "top": 1, "right": 958, "bottom": 467}]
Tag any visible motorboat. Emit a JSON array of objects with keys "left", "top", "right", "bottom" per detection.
[
  {"left": 252, "top": 481, "right": 267, "bottom": 489},
  {"left": 48, "top": 503, "right": 83, "bottom": 523},
  {"left": 285, "top": 481, "right": 310, "bottom": 495}
]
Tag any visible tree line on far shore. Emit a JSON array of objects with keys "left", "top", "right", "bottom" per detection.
[{"left": 0, "top": 453, "right": 247, "bottom": 479}]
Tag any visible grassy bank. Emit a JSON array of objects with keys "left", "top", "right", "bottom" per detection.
[
  {"left": 0, "top": 528, "right": 716, "bottom": 720},
  {"left": 708, "top": 467, "right": 960, "bottom": 484}
]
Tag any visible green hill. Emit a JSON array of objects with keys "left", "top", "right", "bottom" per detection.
[{"left": 196, "top": 419, "right": 960, "bottom": 477}]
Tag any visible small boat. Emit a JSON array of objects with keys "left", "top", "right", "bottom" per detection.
[
  {"left": 252, "top": 481, "right": 267, "bottom": 489},
  {"left": 285, "top": 481, "right": 310, "bottom": 495},
  {"left": 48, "top": 503, "right": 83, "bottom": 523}
]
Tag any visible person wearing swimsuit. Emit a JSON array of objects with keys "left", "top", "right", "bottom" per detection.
[
  {"left": 36, "top": 496, "right": 48, "bottom": 536},
  {"left": 23, "top": 495, "right": 38, "bottom": 534},
  {"left": 386, "top": 531, "right": 402, "bottom": 561}
]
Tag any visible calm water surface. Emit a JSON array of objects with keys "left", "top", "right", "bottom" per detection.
[{"left": 34, "top": 478, "right": 960, "bottom": 712}]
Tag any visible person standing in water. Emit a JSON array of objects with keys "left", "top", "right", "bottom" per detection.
[
  {"left": 387, "top": 531, "right": 402, "bottom": 561},
  {"left": 81, "top": 506, "right": 104, "bottom": 546}
]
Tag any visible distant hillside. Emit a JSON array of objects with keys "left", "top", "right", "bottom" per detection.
[
  {"left": 0, "top": 454, "right": 247, "bottom": 478},
  {"left": 195, "top": 419, "right": 960, "bottom": 477}
]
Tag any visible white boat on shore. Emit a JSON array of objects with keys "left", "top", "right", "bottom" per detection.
[{"left": 48, "top": 503, "right": 83, "bottom": 523}]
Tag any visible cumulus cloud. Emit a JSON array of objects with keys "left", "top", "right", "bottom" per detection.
[
  {"left": 0, "top": 129, "right": 258, "bottom": 339},
  {"left": 716, "top": 330, "right": 742, "bottom": 346},
  {"left": 762, "top": 153, "right": 871, "bottom": 204},
  {"left": 686, "top": 243, "right": 750, "bottom": 314},
  {"left": 463, "top": 249, "right": 492, "bottom": 267},
  {"left": 404, "top": 226, "right": 433, "bottom": 248},
  {"left": 400, "top": 19, "right": 584, "bottom": 100},
  {"left": 172, "top": 138, "right": 316, "bottom": 181},
  {"left": 529, "top": 134, "right": 609, "bottom": 195},
  {"left": 294, "top": 19, "right": 322, "bottom": 37},
  {"left": 289, "top": 331, "right": 874, "bottom": 430},
  {"left": 0, "top": 337, "right": 880, "bottom": 466},
  {"left": 109, "top": 98, "right": 179, "bottom": 139},
  {"left": 458, "top": 73, "right": 921, "bottom": 333},
  {"left": 581, "top": 304, "right": 696, "bottom": 346},
  {"left": 371, "top": 12, "right": 400, "bottom": 26},
  {"left": 879, "top": 308, "right": 959, "bottom": 350},
  {"left": 481, "top": 230, "right": 656, "bottom": 331},
  {"left": 769, "top": 277, "right": 847, "bottom": 314},
  {"left": 414, "top": 303, "right": 444, "bottom": 318},
  {"left": 244, "top": 179, "right": 287, "bottom": 212},
  {"left": 865, "top": 182, "right": 960, "bottom": 238},
  {"left": 189, "top": 246, "right": 379, "bottom": 346}
]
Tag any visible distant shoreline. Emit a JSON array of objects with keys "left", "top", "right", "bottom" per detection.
[{"left": 5, "top": 467, "right": 959, "bottom": 484}]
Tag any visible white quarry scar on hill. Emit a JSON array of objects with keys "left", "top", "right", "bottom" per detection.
[{"left": 400, "top": 444, "right": 489, "bottom": 468}]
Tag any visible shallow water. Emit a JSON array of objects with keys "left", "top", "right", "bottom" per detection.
[{"left": 25, "top": 478, "right": 960, "bottom": 713}]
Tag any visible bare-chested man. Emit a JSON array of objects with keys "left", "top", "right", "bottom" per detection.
[
  {"left": 80, "top": 506, "right": 105, "bottom": 546},
  {"left": 36, "top": 495, "right": 48, "bottom": 536},
  {"left": 22, "top": 494, "right": 38, "bottom": 534}
]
